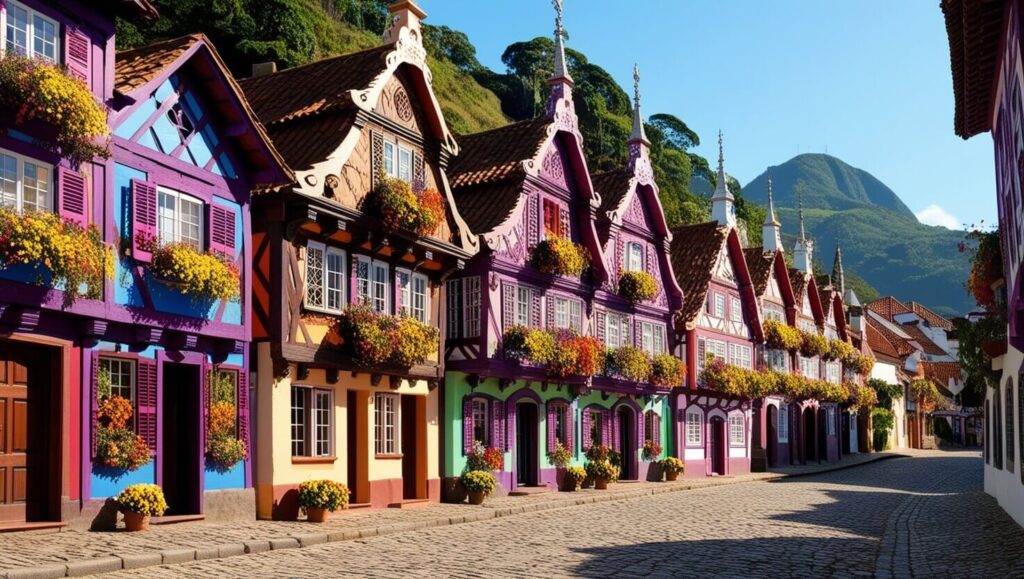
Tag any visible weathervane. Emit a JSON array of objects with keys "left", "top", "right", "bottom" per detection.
[
  {"left": 553, "top": 0, "right": 564, "bottom": 37},
  {"left": 633, "top": 64, "right": 641, "bottom": 109}
]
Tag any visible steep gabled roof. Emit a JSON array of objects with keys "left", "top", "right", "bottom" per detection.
[
  {"left": 113, "top": 34, "right": 292, "bottom": 189},
  {"left": 448, "top": 119, "right": 550, "bottom": 189},
  {"left": 866, "top": 315, "right": 917, "bottom": 358},
  {"left": 866, "top": 296, "right": 913, "bottom": 322},
  {"left": 941, "top": 0, "right": 1005, "bottom": 138},
  {"left": 908, "top": 301, "right": 955, "bottom": 331},
  {"left": 743, "top": 248, "right": 775, "bottom": 297},
  {"left": 867, "top": 319, "right": 903, "bottom": 362},
  {"left": 593, "top": 169, "right": 634, "bottom": 219},
  {"left": 920, "top": 360, "right": 964, "bottom": 388},
  {"left": 901, "top": 322, "right": 948, "bottom": 356},
  {"left": 671, "top": 222, "right": 728, "bottom": 328}
]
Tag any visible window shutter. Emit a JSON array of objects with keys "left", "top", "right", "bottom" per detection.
[
  {"left": 57, "top": 167, "right": 87, "bottom": 226},
  {"left": 462, "top": 397, "right": 473, "bottom": 454},
  {"left": 64, "top": 26, "right": 90, "bottom": 82},
  {"left": 237, "top": 370, "right": 250, "bottom": 448},
  {"left": 394, "top": 270, "right": 403, "bottom": 316},
  {"left": 136, "top": 358, "right": 158, "bottom": 454},
  {"left": 634, "top": 320, "right": 642, "bottom": 348},
  {"left": 130, "top": 179, "right": 158, "bottom": 263},
  {"left": 596, "top": 310, "right": 606, "bottom": 344},
  {"left": 558, "top": 205, "right": 570, "bottom": 239},
  {"left": 547, "top": 403, "right": 557, "bottom": 453},
  {"left": 447, "top": 279, "right": 461, "bottom": 339},
  {"left": 603, "top": 410, "right": 612, "bottom": 449},
  {"left": 612, "top": 410, "right": 621, "bottom": 451},
  {"left": 492, "top": 400, "right": 506, "bottom": 450},
  {"left": 566, "top": 404, "right": 575, "bottom": 453},
  {"left": 209, "top": 204, "right": 236, "bottom": 257},
  {"left": 582, "top": 409, "right": 592, "bottom": 450},
  {"left": 652, "top": 412, "right": 661, "bottom": 445},
  {"left": 616, "top": 238, "right": 624, "bottom": 277},
  {"left": 502, "top": 283, "right": 515, "bottom": 330},
  {"left": 546, "top": 297, "right": 556, "bottom": 329},
  {"left": 527, "top": 194, "right": 539, "bottom": 247},
  {"left": 413, "top": 151, "right": 425, "bottom": 188},
  {"left": 202, "top": 365, "right": 211, "bottom": 437},
  {"left": 371, "top": 130, "right": 384, "bottom": 189},
  {"left": 530, "top": 290, "right": 542, "bottom": 328},
  {"left": 90, "top": 351, "right": 99, "bottom": 457}
]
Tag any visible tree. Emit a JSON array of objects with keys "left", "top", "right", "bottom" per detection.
[
  {"left": 423, "top": 25, "right": 481, "bottom": 73},
  {"left": 648, "top": 114, "right": 699, "bottom": 151}
]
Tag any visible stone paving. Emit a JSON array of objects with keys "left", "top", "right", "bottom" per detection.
[{"left": 1, "top": 450, "right": 1006, "bottom": 578}]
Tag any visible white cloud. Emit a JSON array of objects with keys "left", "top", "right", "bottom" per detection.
[{"left": 916, "top": 204, "right": 960, "bottom": 229}]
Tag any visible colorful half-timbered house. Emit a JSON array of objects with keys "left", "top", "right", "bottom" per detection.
[
  {"left": 669, "top": 139, "right": 763, "bottom": 477},
  {"left": 239, "top": 1, "right": 475, "bottom": 518}
]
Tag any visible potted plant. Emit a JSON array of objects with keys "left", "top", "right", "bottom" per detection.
[
  {"left": 466, "top": 441, "right": 505, "bottom": 472},
  {"left": 561, "top": 465, "right": 587, "bottom": 492},
  {"left": 461, "top": 470, "right": 497, "bottom": 505},
  {"left": 115, "top": 484, "right": 167, "bottom": 531},
  {"left": 660, "top": 457, "right": 685, "bottom": 481},
  {"left": 585, "top": 460, "right": 619, "bottom": 490},
  {"left": 297, "top": 479, "right": 350, "bottom": 523},
  {"left": 618, "top": 270, "right": 658, "bottom": 303},
  {"left": 641, "top": 439, "right": 662, "bottom": 462},
  {"left": 547, "top": 441, "right": 576, "bottom": 491}
]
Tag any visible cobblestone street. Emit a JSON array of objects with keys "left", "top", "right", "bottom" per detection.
[{"left": 87, "top": 451, "right": 1022, "bottom": 578}]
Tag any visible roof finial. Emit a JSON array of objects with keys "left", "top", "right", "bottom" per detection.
[
  {"left": 765, "top": 173, "right": 779, "bottom": 226},
  {"left": 718, "top": 129, "right": 724, "bottom": 174},
  {"left": 550, "top": 0, "right": 572, "bottom": 84},
  {"left": 633, "top": 63, "right": 641, "bottom": 109},
  {"left": 711, "top": 129, "right": 735, "bottom": 227},
  {"left": 797, "top": 190, "right": 806, "bottom": 242},
  {"left": 628, "top": 63, "right": 648, "bottom": 147}
]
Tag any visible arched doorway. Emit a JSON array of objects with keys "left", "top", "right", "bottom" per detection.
[
  {"left": 767, "top": 404, "right": 778, "bottom": 467},
  {"left": 514, "top": 400, "right": 539, "bottom": 487},
  {"left": 802, "top": 408, "right": 816, "bottom": 465},
  {"left": 617, "top": 407, "right": 637, "bottom": 480},
  {"left": 709, "top": 416, "right": 726, "bottom": 475}
]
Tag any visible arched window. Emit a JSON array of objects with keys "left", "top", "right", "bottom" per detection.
[
  {"left": 1008, "top": 378, "right": 1016, "bottom": 473},
  {"left": 995, "top": 387, "right": 1004, "bottom": 470}
]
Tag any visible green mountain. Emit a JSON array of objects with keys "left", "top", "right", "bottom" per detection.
[{"left": 744, "top": 154, "right": 969, "bottom": 316}]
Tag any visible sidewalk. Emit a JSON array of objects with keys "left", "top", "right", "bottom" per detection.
[{"left": 1, "top": 451, "right": 907, "bottom": 578}]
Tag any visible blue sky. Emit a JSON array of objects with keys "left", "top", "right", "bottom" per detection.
[{"left": 423, "top": 0, "right": 996, "bottom": 229}]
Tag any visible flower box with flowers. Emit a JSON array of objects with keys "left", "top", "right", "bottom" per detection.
[
  {"left": 361, "top": 177, "right": 445, "bottom": 237},
  {"left": 529, "top": 237, "right": 589, "bottom": 278},
  {"left": 501, "top": 326, "right": 603, "bottom": 379},
  {"left": 146, "top": 241, "right": 240, "bottom": 303},
  {"left": 764, "top": 320, "right": 802, "bottom": 351},
  {"left": 338, "top": 304, "right": 439, "bottom": 368},
  {"left": 618, "top": 270, "right": 658, "bottom": 303}
]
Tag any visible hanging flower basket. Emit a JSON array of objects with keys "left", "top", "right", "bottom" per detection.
[
  {"left": 361, "top": 177, "right": 445, "bottom": 236},
  {"left": 150, "top": 243, "right": 240, "bottom": 302},
  {"left": 650, "top": 353, "right": 685, "bottom": 388},
  {"left": 764, "top": 320, "right": 802, "bottom": 351},
  {"left": 95, "top": 394, "right": 151, "bottom": 471},
  {"left": 530, "top": 237, "right": 589, "bottom": 277},
  {"left": 606, "top": 346, "right": 652, "bottom": 382},
  {"left": 547, "top": 330, "right": 604, "bottom": 379},
  {"left": 799, "top": 330, "right": 828, "bottom": 358},
  {"left": 618, "top": 270, "right": 658, "bottom": 303}
]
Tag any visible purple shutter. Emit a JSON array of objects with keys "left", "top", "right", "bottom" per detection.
[
  {"left": 612, "top": 410, "right": 621, "bottom": 451},
  {"left": 371, "top": 130, "right": 383, "bottom": 190},
  {"left": 547, "top": 297, "right": 556, "bottom": 329},
  {"left": 136, "top": 358, "right": 158, "bottom": 453},
  {"left": 616, "top": 238, "right": 624, "bottom": 276},
  {"left": 558, "top": 205, "right": 570, "bottom": 239},
  {"left": 547, "top": 403, "right": 557, "bottom": 453},
  {"left": 237, "top": 370, "right": 250, "bottom": 448},
  {"left": 64, "top": 26, "right": 90, "bottom": 82},
  {"left": 582, "top": 408, "right": 592, "bottom": 450},
  {"left": 596, "top": 310, "right": 606, "bottom": 344},
  {"left": 90, "top": 351, "right": 99, "bottom": 457},
  {"left": 492, "top": 400, "right": 506, "bottom": 450},
  {"left": 566, "top": 404, "right": 575, "bottom": 453},
  {"left": 57, "top": 167, "right": 88, "bottom": 226},
  {"left": 634, "top": 320, "right": 642, "bottom": 348},
  {"left": 131, "top": 179, "right": 158, "bottom": 263},
  {"left": 209, "top": 204, "right": 236, "bottom": 256},
  {"left": 530, "top": 290, "right": 542, "bottom": 328},
  {"left": 603, "top": 410, "right": 612, "bottom": 449},
  {"left": 502, "top": 283, "right": 515, "bottom": 330},
  {"left": 652, "top": 412, "right": 661, "bottom": 445},
  {"left": 462, "top": 397, "right": 474, "bottom": 454},
  {"left": 202, "top": 365, "right": 211, "bottom": 437},
  {"left": 394, "top": 270, "right": 403, "bottom": 316}
]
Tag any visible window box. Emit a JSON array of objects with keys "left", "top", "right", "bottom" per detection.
[
  {"left": 618, "top": 270, "right": 657, "bottom": 303},
  {"left": 338, "top": 304, "right": 439, "bottom": 368},
  {"left": 500, "top": 326, "right": 603, "bottom": 379},
  {"left": 764, "top": 320, "right": 801, "bottom": 351},
  {"left": 292, "top": 456, "right": 337, "bottom": 465},
  {"left": 149, "top": 242, "right": 240, "bottom": 302},
  {"left": 361, "top": 176, "right": 444, "bottom": 236},
  {"left": 529, "top": 237, "right": 589, "bottom": 277}
]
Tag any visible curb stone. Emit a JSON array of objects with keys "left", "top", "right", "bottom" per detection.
[{"left": 1, "top": 453, "right": 902, "bottom": 577}]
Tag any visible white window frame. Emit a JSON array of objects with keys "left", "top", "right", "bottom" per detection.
[
  {"left": 411, "top": 273, "right": 428, "bottom": 324},
  {"left": 397, "top": 268, "right": 411, "bottom": 316},
  {"left": 686, "top": 409, "right": 703, "bottom": 446},
  {"left": 728, "top": 343, "right": 752, "bottom": 369},
  {"left": 357, "top": 256, "right": 389, "bottom": 313},
  {"left": 304, "top": 241, "right": 346, "bottom": 314},
  {"left": 778, "top": 403, "right": 789, "bottom": 442},
  {"left": 730, "top": 297, "right": 742, "bottom": 322},
  {"left": 552, "top": 403, "right": 569, "bottom": 446},
  {"left": 825, "top": 361, "right": 841, "bottom": 384},
  {"left": 2, "top": 1, "right": 59, "bottom": 62},
  {"left": 605, "top": 311, "right": 630, "bottom": 349},
  {"left": 383, "top": 139, "right": 414, "bottom": 183},
  {"left": 555, "top": 296, "right": 569, "bottom": 329},
  {"left": 0, "top": 148, "right": 52, "bottom": 213},
  {"left": 374, "top": 392, "right": 400, "bottom": 455},
  {"left": 471, "top": 398, "right": 490, "bottom": 446},
  {"left": 799, "top": 356, "right": 820, "bottom": 379},
  {"left": 463, "top": 277, "right": 481, "bottom": 338},
  {"left": 99, "top": 357, "right": 135, "bottom": 403},
  {"left": 729, "top": 414, "right": 745, "bottom": 446},
  {"left": 764, "top": 303, "right": 785, "bottom": 322},
  {"left": 291, "top": 385, "right": 333, "bottom": 458},
  {"left": 157, "top": 186, "right": 204, "bottom": 249},
  {"left": 766, "top": 349, "right": 789, "bottom": 372},
  {"left": 640, "top": 321, "right": 665, "bottom": 355},
  {"left": 569, "top": 299, "right": 582, "bottom": 331},
  {"left": 714, "top": 293, "right": 726, "bottom": 318},
  {"left": 626, "top": 242, "right": 644, "bottom": 272},
  {"left": 515, "top": 286, "right": 532, "bottom": 327},
  {"left": 589, "top": 409, "right": 604, "bottom": 446}
]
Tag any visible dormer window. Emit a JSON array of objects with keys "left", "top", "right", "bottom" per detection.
[
  {"left": 3, "top": 2, "right": 58, "bottom": 62},
  {"left": 543, "top": 198, "right": 566, "bottom": 239},
  {"left": 626, "top": 242, "right": 644, "bottom": 272},
  {"left": 383, "top": 140, "right": 413, "bottom": 183}
]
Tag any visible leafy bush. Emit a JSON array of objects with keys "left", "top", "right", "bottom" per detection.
[
  {"left": 460, "top": 470, "right": 497, "bottom": 495},
  {"left": 547, "top": 440, "right": 572, "bottom": 467},
  {"left": 847, "top": 384, "right": 878, "bottom": 410},
  {"left": 297, "top": 479, "right": 350, "bottom": 512},
  {"left": 618, "top": 270, "right": 657, "bottom": 303},
  {"left": 0, "top": 208, "right": 113, "bottom": 303},
  {"left": 910, "top": 379, "right": 950, "bottom": 412},
  {"left": 0, "top": 56, "right": 109, "bottom": 166},
  {"left": 763, "top": 320, "right": 802, "bottom": 351},
  {"left": 659, "top": 456, "right": 685, "bottom": 475},
  {"left": 530, "top": 237, "right": 589, "bottom": 277},
  {"left": 650, "top": 353, "right": 685, "bottom": 388},
  {"left": 960, "top": 228, "right": 1002, "bottom": 312},
  {"left": 151, "top": 242, "right": 240, "bottom": 302},
  {"left": 606, "top": 346, "right": 651, "bottom": 382},
  {"left": 115, "top": 484, "right": 167, "bottom": 517}
]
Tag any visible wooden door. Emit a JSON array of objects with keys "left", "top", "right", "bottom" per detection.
[{"left": 0, "top": 348, "right": 30, "bottom": 522}]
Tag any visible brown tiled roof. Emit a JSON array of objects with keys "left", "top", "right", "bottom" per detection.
[
  {"left": 670, "top": 221, "right": 727, "bottom": 328},
  {"left": 593, "top": 169, "right": 633, "bottom": 217},
  {"left": 866, "top": 320, "right": 902, "bottom": 361},
  {"left": 820, "top": 286, "right": 835, "bottom": 320},
  {"left": 237, "top": 45, "right": 392, "bottom": 126},
  {"left": 867, "top": 316, "right": 916, "bottom": 358},
  {"left": 263, "top": 113, "right": 354, "bottom": 172},
  {"left": 942, "top": 0, "right": 1005, "bottom": 138},
  {"left": 115, "top": 34, "right": 200, "bottom": 93},
  {"left": 921, "top": 360, "right": 963, "bottom": 388},
  {"left": 448, "top": 119, "right": 550, "bottom": 188},
  {"left": 789, "top": 269, "right": 808, "bottom": 305},
  {"left": 908, "top": 301, "right": 954, "bottom": 331},
  {"left": 866, "top": 296, "right": 913, "bottom": 322},
  {"left": 900, "top": 323, "right": 948, "bottom": 356},
  {"left": 451, "top": 179, "right": 524, "bottom": 237},
  {"left": 743, "top": 248, "right": 774, "bottom": 297}
]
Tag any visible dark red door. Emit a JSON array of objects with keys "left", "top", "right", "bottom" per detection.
[{"left": 0, "top": 348, "right": 30, "bottom": 522}]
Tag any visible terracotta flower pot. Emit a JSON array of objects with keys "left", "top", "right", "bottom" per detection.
[
  {"left": 665, "top": 471, "right": 679, "bottom": 482},
  {"left": 123, "top": 511, "right": 149, "bottom": 532},
  {"left": 306, "top": 507, "right": 328, "bottom": 523},
  {"left": 467, "top": 491, "right": 486, "bottom": 505},
  {"left": 595, "top": 477, "right": 609, "bottom": 490}
]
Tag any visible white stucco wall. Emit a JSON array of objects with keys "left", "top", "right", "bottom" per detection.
[{"left": 986, "top": 344, "right": 1024, "bottom": 529}]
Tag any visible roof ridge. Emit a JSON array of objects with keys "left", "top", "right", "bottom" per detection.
[
  {"left": 455, "top": 117, "right": 548, "bottom": 141},
  {"left": 237, "top": 43, "right": 391, "bottom": 87},
  {"left": 115, "top": 33, "right": 205, "bottom": 59}
]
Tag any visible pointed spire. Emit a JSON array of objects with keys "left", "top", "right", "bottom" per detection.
[
  {"left": 793, "top": 189, "right": 814, "bottom": 275},
  {"left": 711, "top": 130, "right": 736, "bottom": 228},
  {"left": 628, "top": 63, "right": 648, "bottom": 146},
  {"left": 762, "top": 173, "right": 783, "bottom": 252},
  {"left": 550, "top": 0, "right": 573, "bottom": 86},
  {"left": 832, "top": 239, "right": 845, "bottom": 296},
  {"left": 797, "top": 190, "right": 806, "bottom": 241}
]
